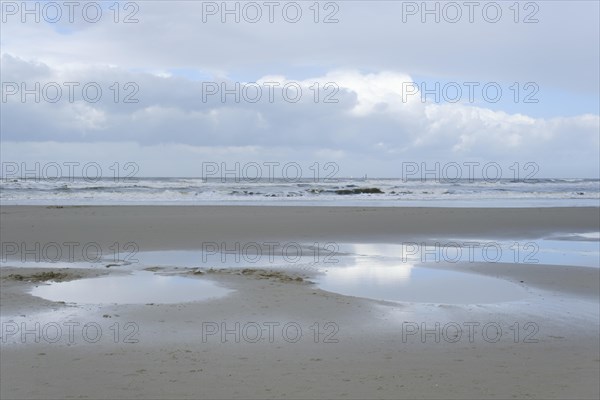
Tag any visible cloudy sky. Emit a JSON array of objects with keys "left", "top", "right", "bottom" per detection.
[{"left": 1, "top": 0, "right": 599, "bottom": 178}]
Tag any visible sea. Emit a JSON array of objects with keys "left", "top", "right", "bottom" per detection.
[{"left": 1, "top": 177, "right": 599, "bottom": 207}]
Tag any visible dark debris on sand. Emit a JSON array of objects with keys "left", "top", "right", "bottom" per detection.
[
  {"left": 5, "top": 271, "right": 78, "bottom": 282},
  {"left": 189, "top": 267, "right": 305, "bottom": 283}
]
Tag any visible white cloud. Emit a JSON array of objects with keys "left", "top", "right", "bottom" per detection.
[
  {"left": 1, "top": 55, "right": 598, "bottom": 177},
  {"left": 1, "top": 1, "right": 599, "bottom": 178}
]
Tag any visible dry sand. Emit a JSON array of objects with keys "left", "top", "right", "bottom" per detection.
[{"left": 1, "top": 206, "right": 599, "bottom": 399}]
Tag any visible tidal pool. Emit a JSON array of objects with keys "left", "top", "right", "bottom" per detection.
[
  {"left": 30, "top": 271, "right": 232, "bottom": 305},
  {"left": 316, "top": 264, "right": 529, "bottom": 304}
]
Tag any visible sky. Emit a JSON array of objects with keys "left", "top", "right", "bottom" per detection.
[{"left": 1, "top": 0, "right": 599, "bottom": 178}]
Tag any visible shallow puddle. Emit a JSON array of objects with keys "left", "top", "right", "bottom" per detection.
[
  {"left": 0, "top": 260, "right": 109, "bottom": 269},
  {"left": 335, "top": 237, "right": 600, "bottom": 268},
  {"left": 30, "top": 271, "right": 232, "bottom": 305},
  {"left": 314, "top": 239, "right": 596, "bottom": 303},
  {"left": 316, "top": 264, "right": 529, "bottom": 304}
]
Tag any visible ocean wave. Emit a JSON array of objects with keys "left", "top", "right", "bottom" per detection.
[{"left": 1, "top": 178, "right": 599, "bottom": 206}]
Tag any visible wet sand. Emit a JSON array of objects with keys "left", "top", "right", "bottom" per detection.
[
  {"left": 1, "top": 206, "right": 599, "bottom": 399},
  {"left": 1, "top": 205, "right": 598, "bottom": 251}
]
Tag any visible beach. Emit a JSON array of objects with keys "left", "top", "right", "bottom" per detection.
[
  {"left": 1, "top": 205, "right": 599, "bottom": 399},
  {"left": 4, "top": 0, "right": 599, "bottom": 398}
]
